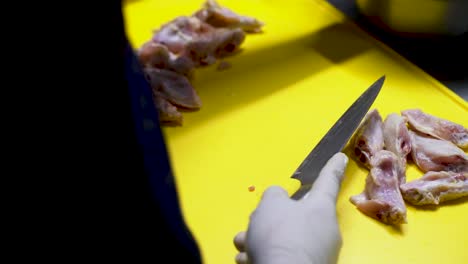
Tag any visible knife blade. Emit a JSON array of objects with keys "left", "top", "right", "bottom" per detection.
[{"left": 290, "top": 75, "right": 385, "bottom": 200}]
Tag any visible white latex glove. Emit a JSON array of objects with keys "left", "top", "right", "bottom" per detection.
[{"left": 234, "top": 152, "right": 349, "bottom": 264}]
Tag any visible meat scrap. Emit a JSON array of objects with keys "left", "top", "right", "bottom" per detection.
[
  {"left": 409, "top": 130, "right": 468, "bottom": 173},
  {"left": 383, "top": 113, "right": 412, "bottom": 184},
  {"left": 138, "top": 0, "right": 264, "bottom": 126},
  {"left": 400, "top": 171, "right": 468, "bottom": 205},
  {"left": 216, "top": 60, "right": 232, "bottom": 71},
  {"left": 351, "top": 109, "right": 384, "bottom": 169},
  {"left": 350, "top": 150, "right": 407, "bottom": 225},
  {"left": 402, "top": 109, "right": 468, "bottom": 149}
]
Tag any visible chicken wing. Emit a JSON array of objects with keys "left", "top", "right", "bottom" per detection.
[
  {"left": 350, "top": 150, "right": 407, "bottom": 225},
  {"left": 409, "top": 130, "right": 468, "bottom": 173},
  {"left": 138, "top": 2, "right": 264, "bottom": 126},
  {"left": 402, "top": 109, "right": 468, "bottom": 149},
  {"left": 152, "top": 16, "right": 245, "bottom": 66},
  {"left": 400, "top": 171, "right": 468, "bottom": 205},
  {"left": 351, "top": 109, "right": 384, "bottom": 169},
  {"left": 145, "top": 68, "right": 202, "bottom": 110},
  {"left": 138, "top": 42, "right": 195, "bottom": 77},
  {"left": 194, "top": 0, "right": 264, "bottom": 33},
  {"left": 383, "top": 113, "right": 412, "bottom": 184}
]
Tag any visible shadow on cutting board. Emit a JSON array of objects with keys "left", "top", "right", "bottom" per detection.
[{"left": 168, "top": 22, "right": 373, "bottom": 133}]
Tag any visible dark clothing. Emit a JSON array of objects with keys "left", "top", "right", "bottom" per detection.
[
  {"left": 11, "top": 1, "right": 203, "bottom": 262},
  {"left": 122, "top": 39, "right": 202, "bottom": 263}
]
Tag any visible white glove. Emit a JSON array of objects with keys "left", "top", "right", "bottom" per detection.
[{"left": 234, "top": 152, "right": 349, "bottom": 264}]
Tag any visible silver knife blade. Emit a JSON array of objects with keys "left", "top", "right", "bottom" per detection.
[{"left": 291, "top": 75, "right": 385, "bottom": 200}]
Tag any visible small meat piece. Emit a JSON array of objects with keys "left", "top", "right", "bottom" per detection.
[
  {"left": 352, "top": 109, "right": 384, "bottom": 169},
  {"left": 402, "top": 109, "right": 468, "bottom": 149},
  {"left": 409, "top": 130, "right": 468, "bottom": 173},
  {"left": 350, "top": 150, "right": 407, "bottom": 225},
  {"left": 153, "top": 92, "right": 183, "bottom": 126},
  {"left": 383, "top": 113, "right": 412, "bottom": 184},
  {"left": 138, "top": 41, "right": 195, "bottom": 77},
  {"left": 152, "top": 16, "right": 245, "bottom": 66},
  {"left": 216, "top": 60, "right": 231, "bottom": 71},
  {"left": 145, "top": 68, "right": 202, "bottom": 109},
  {"left": 194, "top": 0, "right": 264, "bottom": 33},
  {"left": 400, "top": 171, "right": 468, "bottom": 205}
]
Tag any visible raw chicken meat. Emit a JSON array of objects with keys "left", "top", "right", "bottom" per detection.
[
  {"left": 402, "top": 109, "right": 468, "bottom": 149},
  {"left": 383, "top": 113, "right": 412, "bottom": 159},
  {"left": 197, "top": 27, "right": 245, "bottom": 59},
  {"left": 400, "top": 171, "right": 468, "bottom": 205},
  {"left": 351, "top": 109, "right": 384, "bottom": 169},
  {"left": 383, "top": 113, "right": 412, "bottom": 184},
  {"left": 350, "top": 150, "right": 407, "bottom": 225},
  {"left": 138, "top": 41, "right": 195, "bottom": 77},
  {"left": 152, "top": 16, "right": 245, "bottom": 67},
  {"left": 152, "top": 16, "right": 213, "bottom": 54},
  {"left": 139, "top": 1, "right": 263, "bottom": 126},
  {"left": 144, "top": 68, "right": 202, "bottom": 109},
  {"left": 194, "top": 0, "right": 264, "bottom": 33},
  {"left": 409, "top": 130, "right": 468, "bottom": 173},
  {"left": 153, "top": 92, "right": 183, "bottom": 126}
]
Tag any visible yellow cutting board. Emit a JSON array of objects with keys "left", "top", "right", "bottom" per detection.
[{"left": 123, "top": 0, "right": 468, "bottom": 263}]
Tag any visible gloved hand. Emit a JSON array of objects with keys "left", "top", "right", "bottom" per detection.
[{"left": 234, "top": 152, "right": 349, "bottom": 264}]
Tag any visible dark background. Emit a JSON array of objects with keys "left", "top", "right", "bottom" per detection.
[{"left": 327, "top": 0, "right": 467, "bottom": 101}]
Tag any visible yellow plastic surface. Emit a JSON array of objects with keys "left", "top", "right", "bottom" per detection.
[{"left": 123, "top": 0, "right": 468, "bottom": 263}]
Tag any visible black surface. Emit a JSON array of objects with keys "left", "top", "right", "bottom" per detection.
[{"left": 327, "top": 0, "right": 468, "bottom": 101}]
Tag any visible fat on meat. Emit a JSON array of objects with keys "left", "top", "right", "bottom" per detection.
[
  {"left": 409, "top": 130, "right": 468, "bottom": 173},
  {"left": 350, "top": 150, "right": 407, "bottom": 225},
  {"left": 152, "top": 16, "right": 245, "bottom": 67},
  {"left": 144, "top": 68, "right": 202, "bottom": 110},
  {"left": 402, "top": 109, "right": 468, "bottom": 149},
  {"left": 351, "top": 109, "right": 384, "bottom": 169},
  {"left": 383, "top": 113, "right": 412, "bottom": 184},
  {"left": 194, "top": 0, "right": 264, "bottom": 33},
  {"left": 400, "top": 171, "right": 468, "bottom": 205}
]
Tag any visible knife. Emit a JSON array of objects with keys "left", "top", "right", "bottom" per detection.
[{"left": 290, "top": 75, "right": 385, "bottom": 200}]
